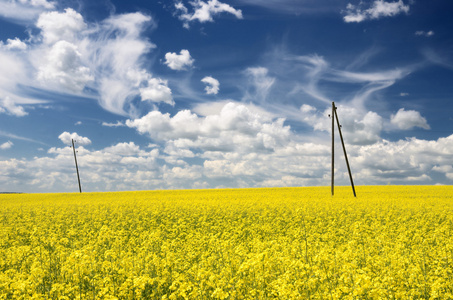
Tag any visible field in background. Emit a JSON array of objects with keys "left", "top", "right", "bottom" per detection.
[{"left": 0, "top": 186, "right": 452, "bottom": 299}]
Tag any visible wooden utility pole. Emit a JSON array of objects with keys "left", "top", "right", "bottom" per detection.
[
  {"left": 331, "top": 102, "right": 356, "bottom": 197},
  {"left": 331, "top": 102, "right": 335, "bottom": 196},
  {"left": 71, "top": 139, "right": 82, "bottom": 193}
]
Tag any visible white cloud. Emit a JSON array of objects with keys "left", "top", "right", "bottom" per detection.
[
  {"left": 36, "top": 8, "right": 86, "bottom": 44},
  {"left": 102, "top": 121, "right": 125, "bottom": 127},
  {"left": 275, "top": 51, "right": 413, "bottom": 113},
  {"left": 0, "top": 48, "right": 46, "bottom": 117},
  {"left": 0, "top": 96, "right": 28, "bottom": 117},
  {"left": 0, "top": 141, "right": 13, "bottom": 150},
  {"left": 415, "top": 31, "right": 434, "bottom": 37},
  {"left": 104, "top": 142, "right": 140, "bottom": 156},
  {"left": 299, "top": 104, "right": 383, "bottom": 145},
  {"left": 164, "top": 49, "right": 194, "bottom": 71},
  {"left": 140, "top": 78, "right": 174, "bottom": 105},
  {"left": 58, "top": 132, "right": 92, "bottom": 146},
  {"left": 126, "top": 102, "right": 290, "bottom": 153},
  {"left": 283, "top": 54, "right": 332, "bottom": 104},
  {"left": 193, "top": 100, "right": 275, "bottom": 119},
  {"left": 4, "top": 38, "right": 27, "bottom": 50},
  {"left": 351, "top": 135, "right": 453, "bottom": 183},
  {"left": 331, "top": 68, "right": 408, "bottom": 83},
  {"left": 176, "top": 0, "right": 243, "bottom": 28},
  {"left": 35, "top": 9, "right": 131, "bottom": 103},
  {"left": 37, "top": 40, "right": 93, "bottom": 92},
  {"left": 89, "top": 13, "right": 172, "bottom": 115},
  {"left": 0, "top": 139, "right": 162, "bottom": 192},
  {"left": 390, "top": 108, "right": 430, "bottom": 130},
  {"left": 1, "top": 128, "right": 452, "bottom": 192},
  {"left": 36, "top": 9, "right": 171, "bottom": 115},
  {"left": 0, "top": 0, "right": 55, "bottom": 22},
  {"left": 24, "top": 0, "right": 55, "bottom": 9},
  {"left": 343, "top": 0, "right": 410, "bottom": 23},
  {"left": 201, "top": 76, "right": 220, "bottom": 94},
  {"left": 2, "top": 8, "right": 164, "bottom": 117},
  {"left": 244, "top": 67, "right": 275, "bottom": 101},
  {"left": 236, "top": 0, "right": 343, "bottom": 15}
]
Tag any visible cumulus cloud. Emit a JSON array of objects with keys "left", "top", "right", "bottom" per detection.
[
  {"left": 201, "top": 76, "right": 220, "bottom": 94},
  {"left": 1, "top": 128, "right": 451, "bottom": 193},
  {"left": 351, "top": 135, "right": 453, "bottom": 183},
  {"left": 390, "top": 108, "right": 430, "bottom": 130},
  {"left": 139, "top": 78, "right": 174, "bottom": 105},
  {"left": 0, "top": 141, "right": 13, "bottom": 150},
  {"left": 193, "top": 100, "right": 275, "bottom": 120},
  {"left": 126, "top": 102, "right": 290, "bottom": 153},
  {"left": 104, "top": 142, "right": 140, "bottom": 156},
  {"left": 58, "top": 132, "right": 92, "bottom": 146},
  {"left": 343, "top": 0, "right": 410, "bottom": 23},
  {"left": 164, "top": 49, "right": 194, "bottom": 71},
  {"left": 299, "top": 104, "right": 383, "bottom": 145},
  {"left": 4, "top": 38, "right": 27, "bottom": 50},
  {"left": 175, "top": 0, "right": 243, "bottom": 28},
  {"left": 37, "top": 40, "right": 93, "bottom": 92},
  {"left": 36, "top": 8, "right": 86, "bottom": 44},
  {"left": 0, "top": 96, "right": 28, "bottom": 116}
]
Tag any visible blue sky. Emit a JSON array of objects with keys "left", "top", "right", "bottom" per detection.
[{"left": 0, "top": 0, "right": 452, "bottom": 193}]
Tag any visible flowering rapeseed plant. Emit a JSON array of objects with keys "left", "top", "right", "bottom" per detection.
[{"left": 0, "top": 186, "right": 452, "bottom": 299}]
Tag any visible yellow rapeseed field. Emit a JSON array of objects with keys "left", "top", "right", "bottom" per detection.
[{"left": 0, "top": 186, "right": 452, "bottom": 299}]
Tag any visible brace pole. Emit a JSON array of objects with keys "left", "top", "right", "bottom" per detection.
[{"left": 333, "top": 106, "right": 356, "bottom": 197}]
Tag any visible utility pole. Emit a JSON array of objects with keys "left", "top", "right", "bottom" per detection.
[
  {"left": 331, "top": 102, "right": 356, "bottom": 197},
  {"left": 71, "top": 139, "right": 82, "bottom": 193},
  {"left": 331, "top": 102, "right": 335, "bottom": 196}
]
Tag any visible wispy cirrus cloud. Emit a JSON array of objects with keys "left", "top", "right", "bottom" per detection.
[
  {"left": 0, "top": 7, "right": 174, "bottom": 117},
  {"left": 243, "top": 67, "right": 275, "bottom": 102},
  {"left": 236, "top": 0, "right": 345, "bottom": 15},
  {"left": 276, "top": 50, "right": 411, "bottom": 110},
  {"left": 0, "top": 130, "right": 48, "bottom": 145}
]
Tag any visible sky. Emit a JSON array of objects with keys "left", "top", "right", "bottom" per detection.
[{"left": 0, "top": 0, "right": 452, "bottom": 193}]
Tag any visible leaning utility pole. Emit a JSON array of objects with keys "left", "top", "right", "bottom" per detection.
[
  {"left": 71, "top": 139, "right": 82, "bottom": 193},
  {"left": 331, "top": 102, "right": 356, "bottom": 197},
  {"left": 331, "top": 102, "right": 335, "bottom": 196}
]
